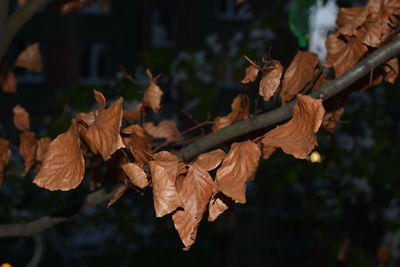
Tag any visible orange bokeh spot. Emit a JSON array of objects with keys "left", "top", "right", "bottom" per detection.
[{"left": 1, "top": 263, "right": 12, "bottom": 267}]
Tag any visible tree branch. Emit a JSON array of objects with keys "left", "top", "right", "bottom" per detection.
[
  {"left": 0, "top": 185, "right": 118, "bottom": 238},
  {"left": 177, "top": 37, "right": 400, "bottom": 160},
  {"left": 0, "top": 0, "right": 53, "bottom": 62},
  {"left": 1, "top": 37, "right": 399, "bottom": 238}
]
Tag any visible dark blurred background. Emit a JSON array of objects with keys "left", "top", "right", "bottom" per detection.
[{"left": 2, "top": 0, "right": 400, "bottom": 266}]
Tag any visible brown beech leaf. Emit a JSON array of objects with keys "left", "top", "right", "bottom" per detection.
[
  {"left": 213, "top": 94, "right": 250, "bottom": 132},
  {"left": 121, "top": 124, "right": 153, "bottom": 164},
  {"left": 173, "top": 164, "right": 213, "bottom": 249},
  {"left": 143, "top": 120, "right": 182, "bottom": 143},
  {"left": 208, "top": 193, "right": 233, "bottom": 222},
  {"left": 15, "top": 42, "right": 42, "bottom": 73},
  {"left": 262, "top": 95, "right": 325, "bottom": 159},
  {"left": 36, "top": 137, "right": 51, "bottom": 162},
  {"left": 172, "top": 149, "right": 225, "bottom": 249},
  {"left": 61, "top": 0, "right": 84, "bottom": 14},
  {"left": 13, "top": 104, "right": 30, "bottom": 131},
  {"left": 322, "top": 107, "right": 345, "bottom": 133},
  {"left": 0, "top": 139, "right": 11, "bottom": 184},
  {"left": 356, "top": 12, "right": 382, "bottom": 47},
  {"left": 75, "top": 110, "right": 98, "bottom": 127},
  {"left": 123, "top": 103, "right": 145, "bottom": 123},
  {"left": 93, "top": 89, "right": 106, "bottom": 110},
  {"left": 332, "top": 37, "right": 368, "bottom": 77},
  {"left": 143, "top": 69, "right": 163, "bottom": 112},
  {"left": 33, "top": 125, "right": 85, "bottom": 191},
  {"left": 214, "top": 140, "right": 261, "bottom": 204},
  {"left": 149, "top": 151, "right": 183, "bottom": 217},
  {"left": 259, "top": 60, "right": 283, "bottom": 101},
  {"left": 384, "top": 57, "right": 399, "bottom": 84},
  {"left": 336, "top": 7, "right": 365, "bottom": 29},
  {"left": 195, "top": 149, "right": 226, "bottom": 171},
  {"left": 19, "top": 131, "right": 37, "bottom": 175},
  {"left": 107, "top": 183, "right": 127, "bottom": 207},
  {"left": 324, "top": 33, "right": 347, "bottom": 68},
  {"left": 84, "top": 97, "right": 125, "bottom": 161},
  {"left": 241, "top": 64, "right": 259, "bottom": 83},
  {"left": 280, "top": 51, "right": 319, "bottom": 103},
  {"left": 262, "top": 146, "right": 277, "bottom": 160},
  {"left": 2, "top": 71, "right": 17, "bottom": 93},
  {"left": 337, "top": 6, "right": 369, "bottom": 36},
  {"left": 122, "top": 163, "right": 149, "bottom": 189}
]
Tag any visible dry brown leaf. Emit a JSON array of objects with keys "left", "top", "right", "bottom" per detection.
[
  {"left": 337, "top": 7, "right": 369, "bottom": 36},
  {"left": 149, "top": 151, "right": 183, "bottom": 217},
  {"left": 368, "top": 0, "right": 384, "bottom": 13},
  {"left": 0, "top": 139, "right": 11, "bottom": 184},
  {"left": 262, "top": 95, "right": 325, "bottom": 159},
  {"left": 173, "top": 164, "right": 214, "bottom": 249},
  {"left": 15, "top": 43, "right": 42, "bottom": 73},
  {"left": 259, "top": 60, "right": 283, "bottom": 101},
  {"left": 332, "top": 37, "right": 368, "bottom": 77},
  {"left": 208, "top": 193, "right": 233, "bottom": 222},
  {"left": 33, "top": 125, "right": 85, "bottom": 191},
  {"left": 13, "top": 104, "right": 30, "bottom": 131},
  {"left": 336, "top": 7, "right": 365, "bottom": 29},
  {"left": 280, "top": 51, "right": 319, "bottom": 103},
  {"left": 322, "top": 107, "right": 345, "bottom": 133},
  {"left": 384, "top": 57, "right": 398, "bottom": 84},
  {"left": 2, "top": 71, "right": 17, "bottom": 93},
  {"left": 94, "top": 89, "right": 106, "bottom": 110},
  {"left": 61, "top": 0, "right": 84, "bottom": 14},
  {"left": 143, "top": 69, "right": 163, "bottom": 112},
  {"left": 19, "top": 131, "right": 37, "bottom": 175},
  {"left": 213, "top": 141, "right": 260, "bottom": 204},
  {"left": 241, "top": 64, "right": 259, "bottom": 83},
  {"left": 123, "top": 103, "right": 145, "bottom": 123},
  {"left": 172, "top": 149, "right": 225, "bottom": 249},
  {"left": 107, "top": 183, "right": 127, "bottom": 207},
  {"left": 36, "top": 137, "right": 51, "bottom": 162},
  {"left": 356, "top": 12, "right": 382, "bottom": 47},
  {"left": 324, "top": 33, "right": 347, "bottom": 68},
  {"left": 195, "top": 149, "right": 226, "bottom": 171},
  {"left": 121, "top": 124, "right": 153, "bottom": 164},
  {"left": 213, "top": 94, "right": 250, "bottom": 132},
  {"left": 84, "top": 97, "right": 125, "bottom": 161},
  {"left": 75, "top": 110, "right": 98, "bottom": 127},
  {"left": 143, "top": 120, "right": 182, "bottom": 143},
  {"left": 262, "top": 146, "right": 277, "bottom": 160},
  {"left": 122, "top": 163, "right": 149, "bottom": 189}
]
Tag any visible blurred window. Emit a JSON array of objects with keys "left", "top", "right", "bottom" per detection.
[{"left": 79, "top": 43, "right": 110, "bottom": 84}]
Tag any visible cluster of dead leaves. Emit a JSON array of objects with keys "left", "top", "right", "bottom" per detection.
[
  {"left": 2, "top": 0, "right": 400, "bottom": 251},
  {"left": 329, "top": 0, "right": 399, "bottom": 77},
  {"left": 239, "top": 0, "right": 399, "bottom": 134},
  {"left": 1, "top": 42, "right": 42, "bottom": 94},
  {"left": 0, "top": 104, "right": 52, "bottom": 183}
]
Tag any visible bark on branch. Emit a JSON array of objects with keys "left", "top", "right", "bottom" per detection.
[{"left": 0, "top": 37, "right": 399, "bottom": 238}]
